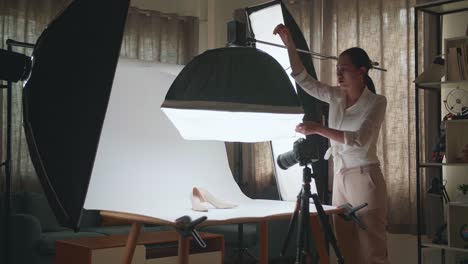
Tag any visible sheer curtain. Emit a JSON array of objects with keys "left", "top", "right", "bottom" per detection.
[
  {"left": 120, "top": 7, "right": 198, "bottom": 64},
  {"left": 0, "top": 0, "right": 198, "bottom": 191}
]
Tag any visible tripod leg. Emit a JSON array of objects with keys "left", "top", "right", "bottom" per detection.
[
  {"left": 281, "top": 191, "right": 301, "bottom": 256},
  {"left": 295, "top": 195, "right": 306, "bottom": 264},
  {"left": 302, "top": 209, "right": 315, "bottom": 264},
  {"left": 310, "top": 216, "right": 329, "bottom": 264},
  {"left": 296, "top": 189, "right": 315, "bottom": 264},
  {"left": 311, "top": 194, "right": 344, "bottom": 264}
]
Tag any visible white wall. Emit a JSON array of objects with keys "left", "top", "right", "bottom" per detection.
[{"left": 441, "top": 11, "right": 468, "bottom": 201}]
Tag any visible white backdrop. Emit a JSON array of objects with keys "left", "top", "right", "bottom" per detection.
[{"left": 84, "top": 58, "right": 334, "bottom": 223}]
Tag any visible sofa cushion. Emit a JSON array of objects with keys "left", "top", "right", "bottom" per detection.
[
  {"left": 37, "top": 231, "right": 106, "bottom": 255},
  {"left": 0, "top": 192, "right": 27, "bottom": 215},
  {"left": 24, "top": 192, "right": 69, "bottom": 232},
  {"left": 79, "top": 209, "right": 102, "bottom": 228}
]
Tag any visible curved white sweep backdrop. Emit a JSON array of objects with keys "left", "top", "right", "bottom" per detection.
[{"left": 84, "top": 58, "right": 336, "bottom": 223}]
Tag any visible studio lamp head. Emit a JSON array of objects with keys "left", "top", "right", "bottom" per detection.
[{"left": 0, "top": 48, "right": 32, "bottom": 82}]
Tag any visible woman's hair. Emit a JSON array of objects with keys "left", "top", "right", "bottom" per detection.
[{"left": 340, "top": 47, "right": 376, "bottom": 94}]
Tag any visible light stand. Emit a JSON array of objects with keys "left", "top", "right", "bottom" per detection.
[
  {"left": 0, "top": 39, "right": 34, "bottom": 264},
  {"left": 232, "top": 145, "right": 257, "bottom": 264},
  {"left": 280, "top": 162, "right": 344, "bottom": 264}
]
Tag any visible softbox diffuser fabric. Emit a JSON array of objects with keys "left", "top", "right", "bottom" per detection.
[
  {"left": 161, "top": 47, "right": 303, "bottom": 142},
  {"left": 22, "top": 0, "right": 131, "bottom": 229}
]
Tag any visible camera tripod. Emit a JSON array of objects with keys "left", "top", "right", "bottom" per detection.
[{"left": 281, "top": 163, "right": 344, "bottom": 264}]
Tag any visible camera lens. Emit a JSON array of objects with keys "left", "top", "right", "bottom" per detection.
[{"left": 277, "top": 149, "right": 299, "bottom": 170}]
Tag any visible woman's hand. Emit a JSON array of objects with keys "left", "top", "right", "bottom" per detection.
[
  {"left": 295, "top": 121, "right": 321, "bottom": 135},
  {"left": 273, "top": 24, "right": 294, "bottom": 48}
]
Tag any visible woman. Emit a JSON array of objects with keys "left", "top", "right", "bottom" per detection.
[{"left": 274, "top": 24, "right": 389, "bottom": 264}]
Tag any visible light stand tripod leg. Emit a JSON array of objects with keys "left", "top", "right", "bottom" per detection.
[
  {"left": 281, "top": 164, "right": 345, "bottom": 264},
  {"left": 295, "top": 193, "right": 306, "bottom": 264},
  {"left": 310, "top": 194, "right": 344, "bottom": 264},
  {"left": 301, "top": 196, "right": 314, "bottom": 264},
  {"left": 234, "top": 224, "right": 258, "bottom": 263},
  {"left": 310, "top": 216, "right": 329, "bottom": 264},
  {"left": 281, "top": 192, "right": 301, "bottom": 256}
]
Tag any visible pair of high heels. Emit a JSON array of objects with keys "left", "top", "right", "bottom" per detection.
[{"left": 191, "top": 187, "right": 237, "bottom": 212}]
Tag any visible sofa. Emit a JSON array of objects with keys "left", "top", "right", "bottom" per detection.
[
  {"left": 0, "top": 192, "right": 173, "bottom": 264},
  {"left": 0, "top": 192, "right": 301, "bottom": 264}
]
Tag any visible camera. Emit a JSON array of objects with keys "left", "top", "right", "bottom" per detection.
[{"left": 276, "top": 137, "right": 320, "bottom": 170}]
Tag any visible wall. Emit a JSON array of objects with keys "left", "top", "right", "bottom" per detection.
[
  {"left": 441, "top": 11, "right": 468, "bottom": 200},
  {"left": 209, "top": 0, "right": 266, "bottom": 49}
]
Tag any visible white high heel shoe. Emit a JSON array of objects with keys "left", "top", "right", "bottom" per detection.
[
  {"left": 191, "top": 187, "right": 209, "bottom": 212},
  {"left": 197, "top": 187, "right": 237, "bottom": 209},
  {"left": 190, "top": 187, "right": 237, "bottom": 212}
]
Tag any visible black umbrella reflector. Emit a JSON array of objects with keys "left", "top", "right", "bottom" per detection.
[
  {"left": 22, "top": 0, "right": 131, "bottom": 229},
  {"left": 162, "top": 47, "right": 303, "bottom": 142}
]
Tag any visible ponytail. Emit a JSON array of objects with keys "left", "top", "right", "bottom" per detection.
[{"left": 365, "top": 74, "right": 376, "bottom": 94}]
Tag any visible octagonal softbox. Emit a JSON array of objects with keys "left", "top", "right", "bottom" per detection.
[
  {"left": 23, "top": 0, "right": 131, "bottom": 229},
  {"left": 162, "top": 47, "right": 304, "bottom": 142}
]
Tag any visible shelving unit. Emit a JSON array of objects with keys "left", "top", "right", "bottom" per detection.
[{"left": 415, "top": 1, "right": 468, "bottom": 263}]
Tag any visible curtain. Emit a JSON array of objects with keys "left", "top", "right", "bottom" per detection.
[
  {"left": 120, "top": 7, "right": 198, "bottom": 64},
  {"left": 225, "top": 142, "right": 277, "bottom": 199},
  {"left": 0, "top": 0, "right": 198, "bottom": 191}
]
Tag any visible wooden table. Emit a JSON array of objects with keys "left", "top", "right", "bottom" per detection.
[
  {"left": 100, "top": 207, "right": 343, "bottom": 264},
  {"left": 55, "top": 231, "right": 224, "bottom": 264}
]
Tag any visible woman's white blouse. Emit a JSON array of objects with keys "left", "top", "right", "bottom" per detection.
[{"left": 293, "top": 70, "right": 387, "bottom": 173}]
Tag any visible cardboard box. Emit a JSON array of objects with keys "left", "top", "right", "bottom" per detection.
[
  {"left": 445, "top": 120, "right": 468, "bottom": 163},
  {"left": 448, "top": 202, "right": 468, "bottom": 249}
]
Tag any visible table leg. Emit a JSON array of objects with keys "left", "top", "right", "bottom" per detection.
[
  {"left": 259, "top": 221, "right": 268, "bottom": 264},
  {"left": 178, "top": 234, "right": 190, "bottom": 264},
  {"left": 121, "top": 222, "right": 142, "bottom": 264}
]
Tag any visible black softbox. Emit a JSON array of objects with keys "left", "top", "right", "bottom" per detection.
[{"left": 23, "top": 0, "right": 131, "bottom": 229}]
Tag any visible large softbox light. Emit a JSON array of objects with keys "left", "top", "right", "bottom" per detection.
[
  {"left": 162, "top": 47, "right": 303, "bottom": 142},
  {"left": 22, "top": 0, "right": 131, "bottom": 229}
]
